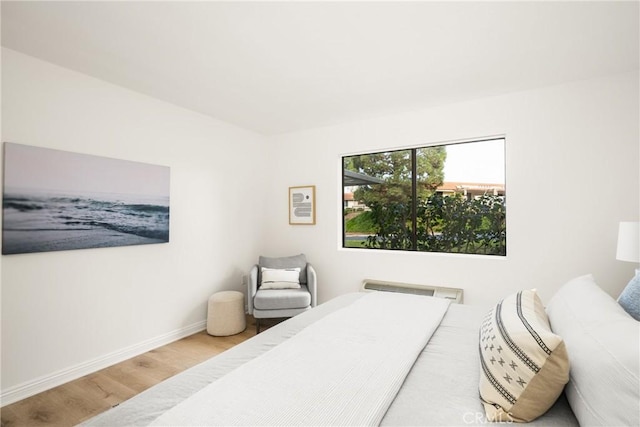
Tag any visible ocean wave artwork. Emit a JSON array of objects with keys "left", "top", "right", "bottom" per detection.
[{"left": 2, "top": 143, "right": 170, "bottom": 255}]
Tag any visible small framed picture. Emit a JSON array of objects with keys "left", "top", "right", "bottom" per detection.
[{"left": 289, "top": 185, "right": 316, "bottom": 225}]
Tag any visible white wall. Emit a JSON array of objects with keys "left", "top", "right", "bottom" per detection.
[
  {"left": 266, "top": 71, "right": 640, "bottom": 307},
  {"left": 0, "top": 49, "right": 268, "bottom": 403}
]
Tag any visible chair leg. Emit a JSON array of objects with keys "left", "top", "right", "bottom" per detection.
[{"left": 256, "top": 318, "right": 260, "bottom": 334}]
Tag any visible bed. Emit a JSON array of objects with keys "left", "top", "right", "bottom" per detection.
[{"left": 83, "top": 274, "right": 639, "bottom": 426}]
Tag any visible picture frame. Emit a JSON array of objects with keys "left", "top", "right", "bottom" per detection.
[
  {"left": 2, "top": 142, "right": 170, "bottom": 255},
  {"left": 289, "top": 185, "right": 316, "bottom": 225}
]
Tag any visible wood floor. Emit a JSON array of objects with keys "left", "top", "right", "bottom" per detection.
[{"left": 0, "top": 316, "right": 275, "bottom": 427}]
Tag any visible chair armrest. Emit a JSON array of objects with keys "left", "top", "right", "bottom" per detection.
[
  {"left": 306, "top": 263, "right": 317, "bottom": 307},
  {"left": 247, "top": 264, "right": 259, "bottom": 315}
]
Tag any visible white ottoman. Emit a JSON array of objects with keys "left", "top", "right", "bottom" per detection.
[{"left": 207, "top": 291, "right": 246, "bottom": 336}]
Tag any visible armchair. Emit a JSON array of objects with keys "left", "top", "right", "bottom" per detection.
[{"left": 247, "top": 253, "right": 317, "bottom": 333}]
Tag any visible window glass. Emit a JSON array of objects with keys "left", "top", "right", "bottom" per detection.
[{"left": 343, "top": 138, "right": 505, "bottom": 255}]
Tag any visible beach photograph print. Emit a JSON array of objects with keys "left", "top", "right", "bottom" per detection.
[{"left": 2, "top": 143, "right": 170, "bottom": 255}]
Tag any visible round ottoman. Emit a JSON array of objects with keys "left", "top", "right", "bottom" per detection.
[{"left": 207, "top": 291, "right": 246, "bottom": 336}]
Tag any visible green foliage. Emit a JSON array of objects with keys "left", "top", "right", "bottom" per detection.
[
  {"left": 346, "top": 147, "right": 447, "bottom": 209},
  {"left": 365, "top": 201, "right": 412, "bottom": 250},
  {"left": 353, "top": 193, "right": 506, "bottom": 256},
  {"left": 417, "top": 193, "right": 506, "bottom": 255},
  {"left": 345, "top": 211, "right": 375, "bottom": 233}
]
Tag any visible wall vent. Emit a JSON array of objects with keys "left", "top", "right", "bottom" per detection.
[{"left": 361, "top": 279, "right": 463, "bottom": 304}]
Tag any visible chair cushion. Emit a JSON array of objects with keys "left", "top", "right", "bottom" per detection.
[
  {"left": 253, "top": 285, "right": 311, "bottom": 311},
  {"left": 259, "top": 254, "right": 307, "bottom": 284}
]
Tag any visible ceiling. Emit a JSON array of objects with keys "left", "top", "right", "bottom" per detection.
[{"left": 2, "top": 1, "right": 638, "bottom": 136}]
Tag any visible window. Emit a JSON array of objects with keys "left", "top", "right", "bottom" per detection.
[{"left": 342, "top": 137, "right": 506, "bottom": 255}]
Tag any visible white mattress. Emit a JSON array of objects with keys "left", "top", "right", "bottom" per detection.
[{"left": 83, "top": 293, "right": 578, "bottom": 426}]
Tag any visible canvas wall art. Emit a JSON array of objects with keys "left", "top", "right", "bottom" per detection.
[
  {"left": 289, "top": 185, "right": 316, "bottom": 225},
  {"left": 2, "top": 142, "right": 170, "bottom": 255}
]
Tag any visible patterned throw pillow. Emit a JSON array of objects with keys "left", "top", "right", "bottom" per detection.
[{"left": 479, "top": 289, "right": 570, "bottom": 422}]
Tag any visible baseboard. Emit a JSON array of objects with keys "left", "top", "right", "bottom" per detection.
[{"left": 0, "top": 320, "right": 207, "bottom": 407}]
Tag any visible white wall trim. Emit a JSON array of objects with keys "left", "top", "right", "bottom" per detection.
[{"left": 0, "top": 320, "right": 207, "bottom": 407}]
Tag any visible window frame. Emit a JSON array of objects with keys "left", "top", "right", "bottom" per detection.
[{"left": 341, "top": 136, "right": 506, "bottom": 256}]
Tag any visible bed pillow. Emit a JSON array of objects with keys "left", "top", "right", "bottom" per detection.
[
  {"left": 618, "top": 272, "right": 640, "bottom": 320},
  {"left": 260, "top": 267, "right": 301, "bottom": 289},
  {"left": 546, "top": 274, "right": 640, "bottom": 427},
  {"left": 259, "top": 253, "right": 307, "bottom": 284},
  {"left": 478, "top": 289, "right": 569, "bottom": 422}
]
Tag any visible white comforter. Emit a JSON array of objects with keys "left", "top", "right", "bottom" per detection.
[{"left": 151, "top": 292, "right": 450, "bottom": 426}]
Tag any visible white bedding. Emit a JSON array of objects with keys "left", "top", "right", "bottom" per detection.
[
  {"left": 151, "top": 292, "right": 449, "bottom": 426},
  {"left": 84, "top": 292, "right": 579, "bottom": 427}
]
